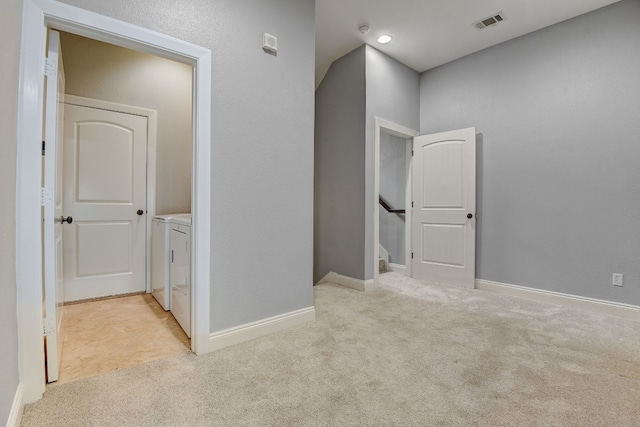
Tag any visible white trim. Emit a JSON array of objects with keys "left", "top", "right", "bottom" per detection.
[
  {"left": 316, "top": 271, "right": 376, "bottom": 292},
  {"left": 373, "top": 118, "right": 418, "bottom": 289},
  {"left": 64, "top": 95, "right": 158, "bottom": 294},
  {"left": 378, "top": 244, "right": 389, "bottom": 266},
  {"left": 209, "top": 307, "right": 316, "bottom": 352},
  {"left": 388, "top": 263, "right": 407, "bottom": 275},
  {"left": 17, "top": 0, "right": 212, "bottom": 403},
  {"left": 6, "top": 383, "right": 24, "bottom": 427},
  {"left": 476, "top": 279, "right": 640, "bottom": 321}
]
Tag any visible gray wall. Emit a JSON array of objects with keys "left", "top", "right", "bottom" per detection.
[
  {"left": 60, "top": 33, "right": 193, "bottom": 215},
  {"left": 314, "top": 45, "right": 419, "bottom": 282},
  {"left": 56, "top": 0, "right": 316, "bottom": 331},
  {"left": 0, "top": 0, "right": 21, "bottom": 420},
  {"left": 420, "top": 0, "right": 640, "bottom": 305},
  {"left": 314, "top": 46, "right": 366, "bottom": 283},
  {"left": 365, "top": 46, "right": 419, "bottom": 280},
  {"left": 379, "top": 131, "right": 407, "bottom": 265}
]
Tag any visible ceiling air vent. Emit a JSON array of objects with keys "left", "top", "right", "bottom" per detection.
[{"left": 473, "top": 12, "right": 506, "bottom": 30}]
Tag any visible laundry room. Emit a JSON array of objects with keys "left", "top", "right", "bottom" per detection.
[{"left": 52, "top": 31, "right": 194, "bottom": 383}]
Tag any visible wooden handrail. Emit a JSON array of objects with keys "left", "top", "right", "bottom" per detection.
[{"left": 379, "top": 196, "right": 405, "bottom": 214}]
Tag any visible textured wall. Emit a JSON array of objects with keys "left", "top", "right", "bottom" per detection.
[
  {"left": 379, "top": 132, "right": 407, "bottom": 265},
  {"left": 0, "top": 0, "right": 22, "bottom": 421},
  {"left": 60, "top": 33, "right": 193, "bottom": 215},
  {"left": 420, "top": 0, "right": 640, "bottom": 305},
  {"left": 314, "top": 46, "right": 366, "bottom": 283},
  {"left": 58, "top": 0, "right": 316, "bottom": 330},
  {"left": 365, "top": 46, "right": 419, "bottom": 280}
]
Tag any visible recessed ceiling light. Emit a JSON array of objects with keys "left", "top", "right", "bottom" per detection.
[{"left": 377, "top": 34, "right": 392, "bottom": 44}]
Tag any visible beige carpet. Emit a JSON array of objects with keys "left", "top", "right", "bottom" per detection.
[{"left": 22, "top": 273, "right": 640, "bottom": 426}]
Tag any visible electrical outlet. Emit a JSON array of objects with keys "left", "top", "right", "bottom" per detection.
[{"left": 612, "top": 273, "right": 623, "bottom": 287}]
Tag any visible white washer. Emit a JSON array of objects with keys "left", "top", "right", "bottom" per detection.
[
  {"left": 170, "top": 214, "right": 191, "bottom": 337},
  {"left": 151, "top": 213, "right": 190, "bottom": 310}
]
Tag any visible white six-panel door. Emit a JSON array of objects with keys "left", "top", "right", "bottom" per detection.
[
  {"left": 63, "top": 104, "right": 148, "bottom": 301},
  {"left": 43, "top": 30, "right": 66, "bottom": 383},
  {"left": 412, "top": 127, "right": 476, "bottom": 288}
]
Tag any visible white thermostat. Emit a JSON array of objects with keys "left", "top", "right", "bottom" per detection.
[{"left": 263, "top": 33, "right": 278, "bottom": 54}]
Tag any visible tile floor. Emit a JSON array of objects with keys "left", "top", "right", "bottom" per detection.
[{"left": 53, "top": 293, "right": 190, "bottom": 385}]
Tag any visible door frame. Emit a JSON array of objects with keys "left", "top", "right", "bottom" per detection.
[
  {"left": 64, "top": 95, "right": 159, "bottom": 295},
  {"left": 373, "top": 118, "right": 418, "bottom": 289},
  {"left": 16, "top": 0, "right": 212, "bottom": 403}
]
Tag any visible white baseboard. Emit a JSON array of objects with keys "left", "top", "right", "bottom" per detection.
[
  {"left": 209, "top": 306, "right": 315, "bottom": 352},
  {"left": 6, "top": 382, "right": 24, "bottom": 427},
  {"left": 315, "top": 271, "right": 376, "bottom": 292},
  {"left": 388, "top": 263, "right": 407, "bottom": 275},
  {"left": 476, "top": 279, "right": 640, "bottom": 321}
]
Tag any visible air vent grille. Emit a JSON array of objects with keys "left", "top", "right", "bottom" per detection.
[{"left": 473, "top": 12, "right": 506, "bottom": 30}]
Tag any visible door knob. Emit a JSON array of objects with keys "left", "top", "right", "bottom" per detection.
[
  {"left": 59, "top": 216, "right": 73, "bottom": 224},
  {"left": 137, "top": 210, "right": 144, "bottom": 216},
  {"left": 467, "top": 213, "right": 473, "bottom": 219}
]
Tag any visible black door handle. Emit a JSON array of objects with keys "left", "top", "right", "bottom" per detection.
[
  {"left": 467, "top": 213, "right": 473, "bottom": 219},
  {"left": 137, "top": 210, "right": 144, "bottom": 216},
  {"left": 59, "top": 216, "right": 73, "bottom": 224}
]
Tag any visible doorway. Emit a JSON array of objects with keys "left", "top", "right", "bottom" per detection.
[
  {"left": 17, "top": 0, "right": 211, "bottom": 403},
  {"left": 373, "top": 118, "right": 418, "bottom": 289},
  {"left": 373, "top": 119, "right": 477, "bottom": 290}
]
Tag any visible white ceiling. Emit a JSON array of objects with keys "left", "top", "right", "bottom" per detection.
[{"left": 315, "top": 0, "right": 621, "bottom": 87}]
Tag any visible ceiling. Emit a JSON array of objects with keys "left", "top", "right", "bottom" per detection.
[{"left": 315, "top": 0, "right": 621, "bottom": 87}]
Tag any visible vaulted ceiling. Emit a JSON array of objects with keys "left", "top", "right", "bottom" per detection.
[{"left": 315, "top": 0, "right": 621, "bottom": 86}]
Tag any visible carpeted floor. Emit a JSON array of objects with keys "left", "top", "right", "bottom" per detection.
[{"left": 22, "top": 273, "right": 640, "bottom": 426}]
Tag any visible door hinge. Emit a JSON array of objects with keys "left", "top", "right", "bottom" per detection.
[
  {"left": 411, "top": 252, "right": 414, "bottom": 259},
  {"left": 43, "top": 317, "right": 55, "bottom": 336},
  {"left": 44, "top": 58, "right": 56, "bottom": 77},
  {"left": 42, "top": 140, "right": 46, "bottom": 155},
  {"left": 41, "top": 187, "right": 53, "bottom": 206},
  {"left": 411, "top": 201, "right": 414, "bottom": 208},
  {"left": 411, "top": 150, "right": 414, "bottom": 157}
]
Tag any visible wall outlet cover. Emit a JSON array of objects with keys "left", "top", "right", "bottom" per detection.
[
  {"left": 263, "top": 33, "right": 278, "bottom": 54},
  {"left": 613, "top": 273, "right": 623, "bottom": 287}
]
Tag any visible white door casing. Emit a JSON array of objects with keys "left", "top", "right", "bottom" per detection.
[
  {"left": 373, "top": 118, "right": 419, "bottom": 288},
  {"left": 412, "top": 127, "right": 476, "bottom": 288},
  {"left": 63, "top": 104, "right": 148, "bottom": 301},
  {"left": 42, "top": 29, "right": 65, "bottom": 383}
]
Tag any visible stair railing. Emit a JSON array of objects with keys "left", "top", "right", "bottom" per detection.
[{"left": 379, "top": 196, "right": 405, "bottom": 214}]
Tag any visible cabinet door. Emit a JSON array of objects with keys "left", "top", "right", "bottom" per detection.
[{"left": 171, "top": 227, "right": 191, "bottom": 337}]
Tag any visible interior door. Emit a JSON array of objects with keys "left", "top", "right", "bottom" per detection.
[
  {"left": 43, "top": 30, "right": 66, "bottom": 383},
  {"left": 412, "top": 127, "right": 476, "bottom": 288},
  {"left": 63, "top": 103, "right": 148, "bottom": 301}
]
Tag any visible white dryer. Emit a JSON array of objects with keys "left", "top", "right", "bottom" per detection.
[
  {"left": 170, "top": 214, "right": 191, "bottom": 337},
  {"left": 151, "top": 214, "right": 190, "bottom": 310}
]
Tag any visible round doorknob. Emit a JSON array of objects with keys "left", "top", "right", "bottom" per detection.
[
  {"left": 137, "top": 210, "right": 144, "bottom": 216},
  {"left": 59, "top": 216, "right": 73, "bottom": 224},
  {"left": 467, "top": 213, "right": 473, "bottom": 219}
]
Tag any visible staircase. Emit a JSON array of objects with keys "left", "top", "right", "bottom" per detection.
[{"left": 379, "top": 244, "right": 389, "bottom": 272}]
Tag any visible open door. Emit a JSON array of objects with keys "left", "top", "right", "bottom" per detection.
[
  {"left": 412, "top": 127, "right": 476, "bottom": 288},
  {"left": 43, "top": 29, "right": 66, "bottom": 383}
]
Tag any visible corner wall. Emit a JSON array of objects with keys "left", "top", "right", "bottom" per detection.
[
  {"left": 419, "top": 0, "right": 640, "bottom": 305},
  {"left": 365, "top": 46, "right": 419, "bottom": 280},
  {"left": 0, "top": 0, "right": 22, "bottom": 422},
  {"left": 314, "top": 46, "right": 366, "bottom": 283}
]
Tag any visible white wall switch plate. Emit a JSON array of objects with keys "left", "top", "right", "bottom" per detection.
[{"left": 263, "top": 33, "right": 278, "bottom": 54}]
